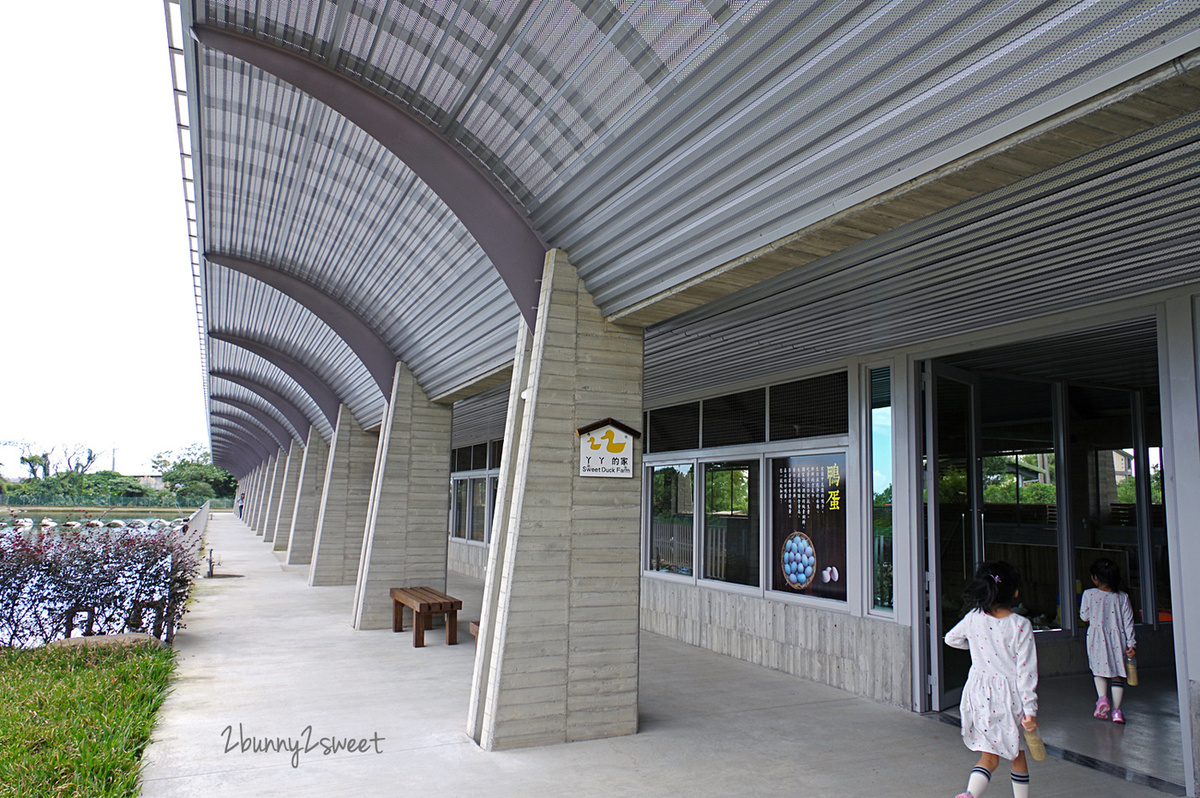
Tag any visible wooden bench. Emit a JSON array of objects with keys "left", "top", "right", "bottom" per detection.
[{"left": 389, "top": 587, "right": 462, "bottom": 647}]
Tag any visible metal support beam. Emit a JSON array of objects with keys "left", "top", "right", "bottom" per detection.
[
  {"left": 207, "top": 253, "right": 397, "bottom": 396},
  {"left": 210, "top": 370, "right": 323, "bottom": 444},
  {"left": 211, "top": 409, "right": 287, "bottom": 453},
  {"left": 191, "top": 24, "right": 548, "bottom": 329},
  {"left": 212, "top": 421, "right": 275, "bottom": 463},
  {"left": 211, "top": 393, "right": 301, "bottom": 445},
  {"left": 209, "top": 332, "right": 341, "bottom": 427}
]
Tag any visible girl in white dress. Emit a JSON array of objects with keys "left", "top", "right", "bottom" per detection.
[
  {"left": 1080, "top": 557, "right": 1136, "bottom": 724},
  {"left": 945, "top": 561, "right": 1039, "bottom": 798}
]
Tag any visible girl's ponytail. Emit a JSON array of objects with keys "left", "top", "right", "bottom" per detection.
[{"left": 962, "top": 560, "right": 1021, "bottom": 612}]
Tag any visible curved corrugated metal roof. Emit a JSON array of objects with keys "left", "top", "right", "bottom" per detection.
[{"left": 170, "top": 0, "right": 1200, "bottom": 468}]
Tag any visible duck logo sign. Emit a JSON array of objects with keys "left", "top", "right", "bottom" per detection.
[{"left": 577, "top": 418, "right": 640, "bottom": 478}]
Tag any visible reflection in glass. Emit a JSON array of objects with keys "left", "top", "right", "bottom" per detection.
[
  {"left": 452, "top": 480, "right": 468, "bottom": 539},
  {"left": 703, "top": 461, "right": 759, "bottom": 586},
  {"left": 871, "top": 367, "right": 893, "bottom": 610},
  {"left": 470, "top": 478, "right": 487, "bottom": 542},
  {"left": 648, "top": 464, "right": 694, "bottom": 575},
  {"left": 980, "top": 376, "right": 1059, "bottom": 631}
]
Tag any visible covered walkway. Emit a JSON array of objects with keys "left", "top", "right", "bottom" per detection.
[{"left": 140, "top": 513, "right": 1174, "bottom": 797}]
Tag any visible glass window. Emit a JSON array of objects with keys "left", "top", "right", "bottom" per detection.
[
  {"left": 470, "top": 478, "right": 487, "bottom": 542},
  {"left": 647, "top": 403, "right": 700, "bottom": 453},
  {"left": 702, "top": 388, "right": 765, "bottom": 447},
  {"left": 703, "top": 461, "right": 759, "bottom": 586},
  {"left": 770, "top": 372, "right": 848, "bottom": 441},
  {"left": 870, "top": 367, "right": 893, "bottom": 610},
  {"left": 452, "top": 480, "right": 468, "bottom": 539},
  {"left": 771, "top": 454, "right": 847, "bottom": 601},
  {"left": 647, "top": 464, "right": 694, "bottom": 575}
]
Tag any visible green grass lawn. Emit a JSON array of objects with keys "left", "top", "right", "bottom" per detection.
[{"left": 0, "top": 644, "right": 175, "bottom": 798}]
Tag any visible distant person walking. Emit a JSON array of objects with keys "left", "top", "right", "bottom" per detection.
[
  {"left": 1080, "top": 557, "right": 1136, "bottom": 724},
  {"left": 237, "top": 492, "right": 245, "bottom": 519},
  {"left": 945, "top": 561, "right": 1039, "bottom": 798}
]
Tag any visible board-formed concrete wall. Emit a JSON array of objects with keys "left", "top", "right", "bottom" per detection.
[
  {"left": 310, "top": 406, "right": 377, "bottom": 586},
  {"left": 286, "top": 426, "right": 328, "bottom": 566},
  {"left": 641, "top": 577, "right": 912, "bottom": 708},
  {"left": 448, "top": 539, "right": 488, "bottom": 581}
]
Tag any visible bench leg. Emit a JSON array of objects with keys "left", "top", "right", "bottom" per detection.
[
  {"left": 392, "top": 600, "right": 402, "bottom": 633},
  {"left": 447, "top": 610, "right": 458, "bottom": 645},
  {"left": 413, "top": 611, "right": 426, "bottom": 647}
]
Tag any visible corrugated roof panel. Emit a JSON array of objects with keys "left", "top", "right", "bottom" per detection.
[
  {"left": 197, "top": 51, "right": 521, "bottom": 399},
  {"left": 206, "top": 265, "right": 387, "bottom": 429},
  {"left": 451, "top": 383, "right": 510, "bottom": 447},
  {"left": 207, "top": 339, "right": 335, "bottom": 441},
  {"left": 643, "top": 115, "right": 1200, "bottom": 404}
]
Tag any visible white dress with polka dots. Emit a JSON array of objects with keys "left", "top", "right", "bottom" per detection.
[
  {"left": 1079, "top": 588, "right": 1135, "bottom": 678},
  {"left": 944, "top": 609, "right": 1039, "bottom": 760}
]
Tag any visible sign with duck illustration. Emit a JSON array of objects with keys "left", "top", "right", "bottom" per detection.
[{"left": 576, "top": 418, "right": 641, "bottom": 478}]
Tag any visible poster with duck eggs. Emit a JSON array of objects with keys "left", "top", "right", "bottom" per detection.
[{"left": 772, "top": 453, "right": 847, "bottom": 601}]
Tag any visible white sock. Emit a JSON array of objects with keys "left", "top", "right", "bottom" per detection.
[
  {"left": 1011, "top": 770, "right": 1030, "bottom": 797},
  {"left": 967, "top": 765, "right": 992, "bottom": 796},
  {"left": 1094, "top": 675, "right": 1109, "bottom": 699}
]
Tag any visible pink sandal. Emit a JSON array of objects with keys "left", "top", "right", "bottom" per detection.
[{"left": 1094, "top": 697, "right": 1110, "bottom": 719}]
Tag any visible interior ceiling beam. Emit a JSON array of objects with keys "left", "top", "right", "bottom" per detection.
[
  {"left": 192, "top": 24, "right": 548, "bottom": 329},
  {"left": 208, "top": 332, "right": 341, "bottom": 428},
  {"left": 211, "top": 409, "right": 287, "bottom": 453},
  {"left": 209, "top": 370, "right": 318, "bottom": 442},
  {"left": 211, "top": 420, "right": 275, "bottom": 463},
  {"left": 210, "top": 393, "right": 299, "bottom": 445},
  {"left": 207, "top": 253, "right": 395, "bottom": 397}
]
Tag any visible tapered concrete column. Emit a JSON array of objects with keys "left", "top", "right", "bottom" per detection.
[
  {"left": 247, "top": 461, "right": 266, "bottom": 532},
  {"left": 287, "top": 426, "right": 329, "bottom": 566},
  {"left": 273, "top": 439, "right": 304, "bottom": 551},
  {"left": 253, "top": 454, "right": 279, "bottom": 535},
  {"left": 470, "top": 250, "right": 643, "bottom": 750},
  {"left": 261, "top": 448, "right": 286, "bottom": 543},
  {"left": 243, "top": 468, "right": 260, "bottom": 526},
  {"left": 1160, "top": 296, "right": 1200, "bottom": 794},
  {"left": 352, "top": 363, "right": 452, "bottom": 629},
  {"left": 309, "top": 405, "right": 377, "bottom": 586}
]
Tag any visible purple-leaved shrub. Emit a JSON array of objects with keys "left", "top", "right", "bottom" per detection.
[{"left": 0, "top": 524, "right": 202, "bottom": 647}]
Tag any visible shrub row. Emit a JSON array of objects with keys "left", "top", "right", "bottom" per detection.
[{"left": 0, "top": 525, "right": 202, "bottom": 648}]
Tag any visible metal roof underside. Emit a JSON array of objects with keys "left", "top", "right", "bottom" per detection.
[
  {"left": 178, "top": 0, "right": 1200, "bottom": 471},
  {"left": 642, "top": 109, "right": 1200, "bottom": 404}
]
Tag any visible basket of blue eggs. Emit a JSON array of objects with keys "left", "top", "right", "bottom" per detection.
[{"left": 781, "top": 531, "right": 816, "bottom": 590}]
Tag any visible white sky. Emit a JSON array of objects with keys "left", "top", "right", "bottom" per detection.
[{"left": 0, "top": 2, "right": 208, "bottom": 480}]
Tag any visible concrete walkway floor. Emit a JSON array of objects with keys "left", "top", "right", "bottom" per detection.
[{"left": 140, "top": 513, "right": 1172, "bottom": 797}]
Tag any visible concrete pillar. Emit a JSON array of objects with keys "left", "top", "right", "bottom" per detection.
[
  {"left": 261, "top": 448, "right": 286, "bottom": 543},
  {"left": 309, "top": 405, "right": 377, "bottom": 586},
  {"left": 469, "top": 249, "right": 643, "bottom": 750},
  {"left": 352, "top": 363, "right": 452, "bottom": 629},
  {"left": 287, "top": 426, "right": 329, "bottom": 566},
  {"left": 245, "top": 463, "right": 263, "bottom": 530},
  {"left": 1159, "top": 296, "right": 1199, "bottom": 795},
  {"left": 273, "top": 439, "right": 304, "bottom": 551},
  {"left": 253, "top": 454, "right": 279, "bottom": 535}
]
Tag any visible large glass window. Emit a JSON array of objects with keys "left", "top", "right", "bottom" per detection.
[
  {"left": 470, "top": 478, "right": 488, "bottom": 542},
  {"left": 981, "top": 376, "right": 1059, "bottom": 631},
  {"left": 703, "top": 461, "right": 759, "bottom": 586},
  {"left": 870, "top": 367, "right": 893, "bottom": 610},
  {"left": 452, "top": 480, "right": 468, "bottom": 539},
  {"left": 771, "top": 453, "right": 847, "bottom": 601},
  {"left": 647, "top": 464, "right": 694, "bottom": 574}
]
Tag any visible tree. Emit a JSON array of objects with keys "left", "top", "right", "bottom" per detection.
[{"left": 153, "top": 445, "right": 236, "bottom": 499}]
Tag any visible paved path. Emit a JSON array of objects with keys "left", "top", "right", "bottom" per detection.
[{"left": 140, "top": 513, "right": 1169, "bottom": 797}]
